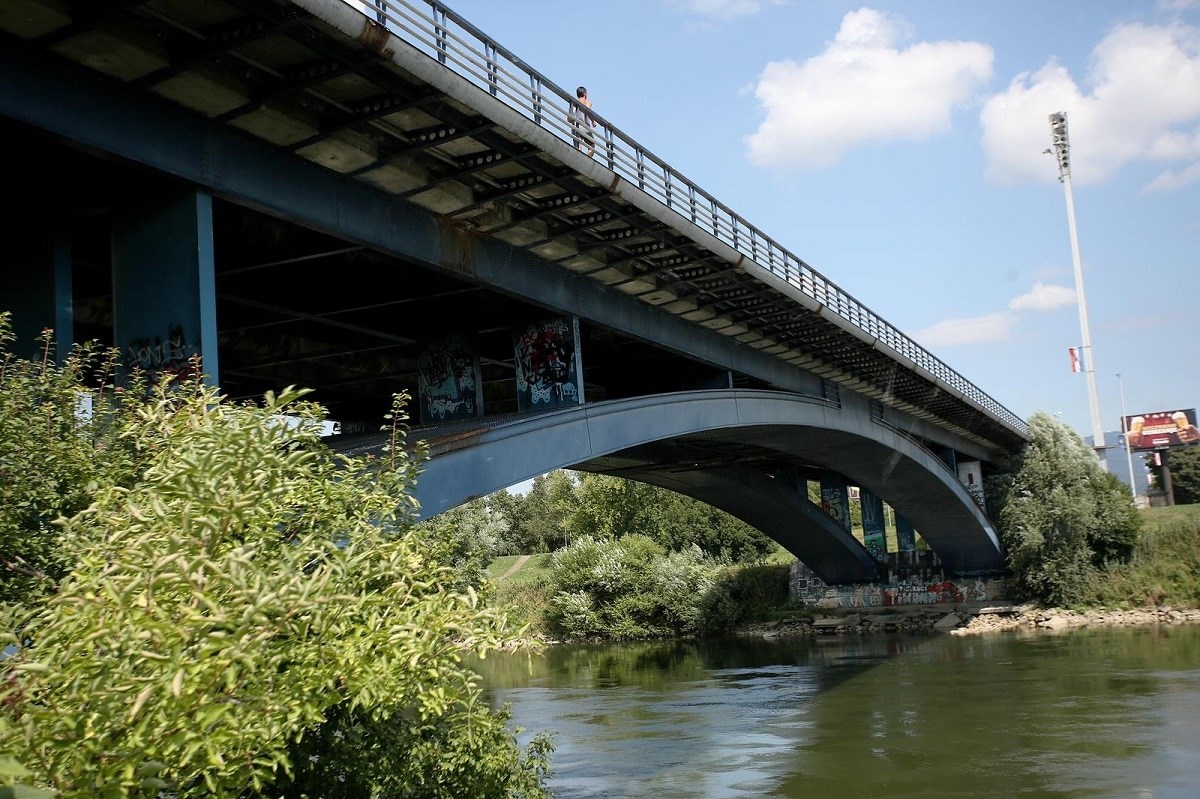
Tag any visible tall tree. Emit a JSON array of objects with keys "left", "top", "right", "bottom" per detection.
[
  {"left": 567, "top": 474, "right": 775, "bottom": 562},
  {"left": 1166, "top": 445, "right": 1200, "bottom": 505},
  {"left": 993, "top": 412, "right": 1140, "bottom": 605},
  {"left": 520, "top": 471, "right": 579, "bottom": 551}
]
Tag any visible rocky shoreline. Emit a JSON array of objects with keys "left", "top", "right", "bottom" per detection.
[{"left": 738, "top": 603, "right": 1200, "bottom": 639}]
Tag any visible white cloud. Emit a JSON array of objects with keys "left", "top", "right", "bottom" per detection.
[
  {"left": 667, "top": 0, "right": 785, "bottom": 21},
  {"left": 1008, "top": 281, "right": 1076, "bottom": 312},
  {"left": 914, "top": 281, "right": 1076, "bottom": 347},
  {"left": 979, "top": 22, "right": 1200, "bottom": 187},
  {"left": 913, "top": 311, "right": 1016, "bottom": 348},
  {"left": 1145, "top": 161, "right": 1200, "bottom": 192},
  {"left": 744, "top": 9, "right": 993, "bottom": 169}
]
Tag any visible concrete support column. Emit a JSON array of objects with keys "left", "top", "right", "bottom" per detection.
[
  {"left": 860, "top": 489, "right": 887, "bottom": 558},
  {"left": 895, "top": 514, "right": 917, "bottom": 552},
  {"left": 818, "top": 473, "right": 851, "bottom": 532},
  {"left": 112, "top": 188, "right": 218, "bottom": 384},
  {"left": 1, "top": 223, "right": 72, "bottom": 362}
]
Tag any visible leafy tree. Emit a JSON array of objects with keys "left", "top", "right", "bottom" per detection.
[
  {"left": 486, "top": 489, "right": 528, "bottom": 555},
  {"left": 653, "top": 488, "right": 775, "bottom": 562},
  {"left": 1167, "top": 445, "right": 1200, "bottom": 505},
  {"left": 566, "top": 474, "right": 662, "bottom": 542},
  {"left": 0, "top": 327, "right": 550, "bottom": 797},
  {"left": 518, "top": 471, "right": 579, "bottom": 552},
  {"left": 417, "top": 497, "right": 505, "bottom": 586},
  {"left": 993, "top": 412, "right": 1140, "bottom": 606},
  {"left": 567, "top": 474, "right": 775, "bottom": 562}
]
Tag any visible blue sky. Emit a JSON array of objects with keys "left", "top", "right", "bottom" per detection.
[{"left": 439, "top": 0, "right": 1199, "bottom": 439}]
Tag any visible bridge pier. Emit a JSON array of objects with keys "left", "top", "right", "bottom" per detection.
[
  {"left": 112, "top": 188, "right": 219, "bottom": 384},
  {"left": 0, "top": 219, "right": 72, "bottom": 362}
]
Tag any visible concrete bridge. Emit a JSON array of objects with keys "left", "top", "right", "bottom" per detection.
[{"left": 0, "top": 0, "right": 1027, "bottom": 582}]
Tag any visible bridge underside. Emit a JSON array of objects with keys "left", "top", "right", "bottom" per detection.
[{"left": 0, "top": 0, "right": 1019, "bottom": 584}]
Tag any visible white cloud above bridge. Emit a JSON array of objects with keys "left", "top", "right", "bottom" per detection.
[
  {"left": 741, "top": 8, "right": 1200, "bottom": 192},
  {"left": 743, "top": 8, "right": 994, "bottom": 169},
  {"left": 979, "top": 20, "right": 1200, "bottom": 190},
  {"left": 914, "top": 282, "right": 1076, "bottom": 347},
  {"left": 1008, "top": 282, "right": 1076, "bottom": 312}
]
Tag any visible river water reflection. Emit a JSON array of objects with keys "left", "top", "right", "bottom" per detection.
[{"left": 476, "top": 627, "right": 1200, "bottom": 798}]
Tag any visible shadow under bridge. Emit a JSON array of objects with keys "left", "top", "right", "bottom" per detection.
[{"left": 393, "top": 389, "right": 1003, "bottom": 584}]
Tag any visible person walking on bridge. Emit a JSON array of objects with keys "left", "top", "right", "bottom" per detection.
[{"left": 568, "top": 85, "right": 595, "bottom": 157}]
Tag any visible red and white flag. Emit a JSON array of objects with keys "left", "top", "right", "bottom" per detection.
[{"left": 1067, "top": 346, "right": 1081, "bottom": 374}]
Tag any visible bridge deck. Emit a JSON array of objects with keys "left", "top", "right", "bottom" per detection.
[{"left": 0, "top": 0, "right": 1026, "bottom": 454}]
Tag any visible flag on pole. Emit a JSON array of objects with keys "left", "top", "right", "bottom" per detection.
[{"left": 1067, "top": 346, "right": 1081, "bottom": 373}]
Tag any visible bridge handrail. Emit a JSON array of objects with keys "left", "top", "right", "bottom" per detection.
[{"left": 338, "top": 0, "right": 1028, "bottom": 438}]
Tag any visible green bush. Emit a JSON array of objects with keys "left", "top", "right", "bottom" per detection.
[
  {"left": 0, "top": 316, "right": 549, "bottom": 798},
  {"left": 547, "top": 536, "right": 719, "bottom": 640},
  {"left": 700, "top": 563, "right": 792, "bottom": 630},
  {"left": 0, "top": 321, "right": 141, "bottom": 604},
  {"left": 993, "top": 412, "right": 1141, "bottom": 606},
  {"left": 1083, "top": 505, "right": 1200, "bottom": 608}
]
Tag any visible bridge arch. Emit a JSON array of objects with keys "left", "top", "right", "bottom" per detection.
[{"left": 399, "top": 389, "right": 1003, "bottom": 582}]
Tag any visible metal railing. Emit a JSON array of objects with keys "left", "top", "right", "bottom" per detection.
[{"left": 339, "top": 0, "right": 1028, "bottom": 438}]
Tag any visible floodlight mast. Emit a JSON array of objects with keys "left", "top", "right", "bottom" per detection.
[{"left": 1049, "top": 111, "right": 1107, "bottom": 467}]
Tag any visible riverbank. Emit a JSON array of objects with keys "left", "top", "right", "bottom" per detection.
[
  {"left": 736, "top": 603, "right": 1200, "bottom": 639},
  {"left": 951, "top": 604, "right": 1200, "bottom": 635}
]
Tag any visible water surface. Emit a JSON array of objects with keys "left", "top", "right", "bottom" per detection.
[{"left": 477, "top": 627, "right": 1200, "bottom": 798}]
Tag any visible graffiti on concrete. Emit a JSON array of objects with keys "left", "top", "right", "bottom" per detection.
[
  {"left": 803, "top": 577, "right": 1000, "bottom": 609},
  {"left": 123, "top": 324, "right": 197, "bottom": 382},
  {"left": 514, "top": 317, "right": 582, "bottom": 411},
  {"left": 790, "top": 554, "right": 1004, "bottom": 608},
  {"left": 417, "top": 334, "right": 480, "bottom": 424}
]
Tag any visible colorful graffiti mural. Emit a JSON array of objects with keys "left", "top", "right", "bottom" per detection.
[
  {"left": 790, "top": 557, "right": 1005, "bottom": 609},
  {"left": 514, "top": 317, "right": 583, "bottom": 411},
  {"left": 417, "top": 334, "right": 481, "bottom": 424}
]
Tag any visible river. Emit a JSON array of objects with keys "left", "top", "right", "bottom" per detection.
[{"left": 477, "top": 626, "right": 1200, "bottom": 798}]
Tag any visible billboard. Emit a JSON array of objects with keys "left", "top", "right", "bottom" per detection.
[{"left": 1123, "top": 408, "right": 1200, "bottom": 451}]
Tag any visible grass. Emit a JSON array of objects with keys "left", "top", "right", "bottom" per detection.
[
  {"left": 1083, "top": 504, "right": 1200, "bottom": 608},
  {"left": 484, "top": 553, "right": 555, "bottom": 635}
]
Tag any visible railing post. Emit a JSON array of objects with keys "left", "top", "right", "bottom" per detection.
[
  {"left": 529, "top": 74, "right": 541, "bottom": 126},
  {"left": 710, "top": 199, "right": 719, "bottom": 237},
  {"left": 605, "top": 127, "right": 615, "bottom": 171},
  {"left": 664, "top": 164, "right": 672, "bottom": 210},
  {"left": 688, "top": 185, "right": 697, "bottom": 224},
  {"left": 636, "top": 149, "right": 645, "bottom": 190},
  {"left": 485, "top": 42, "right": 498, "bottom": 96},
  {"left": 373, "top": 0, "right": 386, "bottom": 26},
  {"left": 434, "top": 6, "right": 448, "bottom": 65}
]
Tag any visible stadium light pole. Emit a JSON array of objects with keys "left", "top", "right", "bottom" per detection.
[
  {"left": 1116, "top": 373, "right": 1137, "bottom": 501},
  {"left": 1048, "top": 111, "right": 1107, "bottom": 468}
]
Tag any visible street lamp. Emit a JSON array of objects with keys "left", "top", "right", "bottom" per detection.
[{"left": 1048, "top": 111, "right": 1107, "bottom": 468}]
